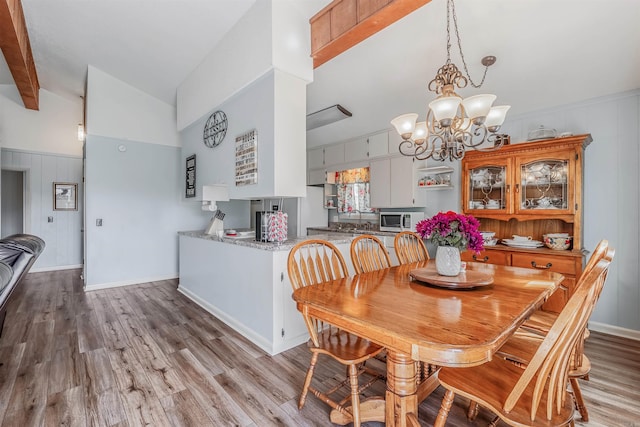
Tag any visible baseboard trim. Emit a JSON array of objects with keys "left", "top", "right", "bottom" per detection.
[
  {"left": 30, "top": 264, "right": 83, "bottom": 273},
  {"left": 85, "top": 274, "right": 178, "bottom": 291},
  {"left": 177, "top": 285, "right": 287, "bottom": 356},
  {"left": 589, "top": 321, "right": 640, "bottom": 341}
]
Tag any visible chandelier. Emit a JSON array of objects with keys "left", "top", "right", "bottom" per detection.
[{"left": 391, "top": 0, "right": 510, "bottom": 161}]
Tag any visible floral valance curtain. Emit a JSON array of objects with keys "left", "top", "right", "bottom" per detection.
[{"left": 335, "top": 167, "right": 369, "bottom": 184}]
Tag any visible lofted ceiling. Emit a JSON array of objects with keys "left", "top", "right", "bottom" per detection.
[{"left": 1, "top": 0, "right": 639, "bottom": 148}]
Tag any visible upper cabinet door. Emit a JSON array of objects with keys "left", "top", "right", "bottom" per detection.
[
  {"left": 308, "top": 147, "right": 325, "bottom": 169},
  {"left": 367, "top": 132, "right": 389, "bottom": 158},
  {"left": 463, "top": 158, "right": 513, "bottom": 213},
  {"left": 344, "top": 138, "right": 369, "bottom": 163},
  {"left": 323, "top": 144, "right": 345, "bottom": 167},
  {"left": 515, "top": 153, "right": 575, "bottom": 215}
]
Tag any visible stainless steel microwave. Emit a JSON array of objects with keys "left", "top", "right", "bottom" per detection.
[{"left": 379, "top": 212, "right": 425, "bottom": 232}]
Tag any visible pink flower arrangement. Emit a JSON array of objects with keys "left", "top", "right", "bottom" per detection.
[{"left": 416, "top": 211, "right": 484, "bottom": 254}]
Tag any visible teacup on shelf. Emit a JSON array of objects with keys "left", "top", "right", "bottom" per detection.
[{"left": 537, "top": 197, "right": 552, "bottom": 208}]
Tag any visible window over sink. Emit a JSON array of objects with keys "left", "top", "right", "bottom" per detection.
[{"left": 335, "top": 167, "right": 375, "bottom": 214}]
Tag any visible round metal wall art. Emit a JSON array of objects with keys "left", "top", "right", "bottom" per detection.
[{"left": 203, "top": 110, "right": 228, "bottom": 148}]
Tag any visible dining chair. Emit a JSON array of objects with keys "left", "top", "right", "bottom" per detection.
[
  {"left": 493, "top": 240, "right": 612, "bottom": 422},
  {"left": 434, "top": 258, "right": 612, "bottom": 427},
  {"left": 350, "top": 234, "right": 392, "bottom": 274},
  {"left": 394, "top": 231, "right": 430, "bottom": 264},
  {"left": 287, "top": 239, "right": 385, "bottom": 427}
]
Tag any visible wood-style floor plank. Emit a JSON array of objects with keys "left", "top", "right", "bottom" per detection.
[{"left": 0, "top": 268, "right": 638, "bottom": 426}]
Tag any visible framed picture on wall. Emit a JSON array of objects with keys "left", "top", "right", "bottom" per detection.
[
  {"left": 185, "top": 154, "right": 196, "bottom": 198},
  {"left": 53, "top": 182, "right": 78, "bottom": 211}
]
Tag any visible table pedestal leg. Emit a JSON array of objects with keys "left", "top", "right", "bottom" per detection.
[{"left": 386, "top": 350, "right": 418, "bottom": 427}]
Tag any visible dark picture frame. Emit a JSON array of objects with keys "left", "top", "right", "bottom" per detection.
[
  {"left": 53, "top": 182, "right": 78, "bottom": 211},
  {"left": 186, "top": 154, "right": 196, "bottom": 198}
]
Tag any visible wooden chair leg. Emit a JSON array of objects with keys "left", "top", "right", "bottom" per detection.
[
  {"left": 348, "top": 364, "right": 361, "bottom": 427},
  {"left": 570, "top": 377, "right": 589, "bottom": 422},
  {"left": 434, "top": 389, "right": 455, "bottom": 427},
  {"left": 488, "top": 415, "right": 500, "bottom": 427},
  {"left": 467, "top": 401, "right": 479, "bottom": 420},
  {"left": 299, "top": 352, "right": 319, "bottom": 409}
]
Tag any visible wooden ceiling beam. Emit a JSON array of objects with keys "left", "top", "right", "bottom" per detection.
[
  {"left": 0, "top": 0, "right": 39, "bottom": 110},
  {"left": 310, "top": 0, "right": 432, "bottom": 68}
]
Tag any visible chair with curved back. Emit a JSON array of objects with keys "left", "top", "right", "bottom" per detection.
[
  {"left": 350, "top": 234, "right": 392, "bottom": 274},
  {"left": 394, "top": 231, "right": 430, "bottom": 264},
  {"left": 287, "top": 239, "right": 385, "bottom": 427},
  {"left": 435, "top": 257, "right": 613, "bottom": 427},
  {"left": 487, "top": 241, "right": 614, "bottom": 423}
]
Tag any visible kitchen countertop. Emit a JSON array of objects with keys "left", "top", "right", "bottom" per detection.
[
  {"left": 178, "top": 230, "right": 354, "bottom": 252},
  {"left": 306, "top": 226, "right": 399, "bottom": 237}
]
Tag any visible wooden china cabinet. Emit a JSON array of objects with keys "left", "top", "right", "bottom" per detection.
[{"left": 460, "top": 134, "right": 592, "bottom": 312}]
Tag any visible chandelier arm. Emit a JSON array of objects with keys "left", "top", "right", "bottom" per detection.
[
  {"left": 399, "top": 139, "right": 435, "bottom": 161},
  {"left": 460, "top": 125, "right": 489, "bottom": 149}
]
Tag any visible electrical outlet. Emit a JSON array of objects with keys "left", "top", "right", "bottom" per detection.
[
  {"left": 47, "top": 216, "right": 53, "bottom": 223},
  {"left": 96, "top": 219, "right": 103, "bottom": 226}
]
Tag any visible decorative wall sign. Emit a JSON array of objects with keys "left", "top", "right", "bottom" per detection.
[
  {"left": 235, "top": 130, "right": 258, "bottom": 186},
  {"left": 185, "top": 154, "right": 196, "bottom": 198},
  {"left": 53, "top": 182, "right": 78, "bottom": 211},
  {"left": 203, "top": 110, "right": 228, "bottom": 148}
]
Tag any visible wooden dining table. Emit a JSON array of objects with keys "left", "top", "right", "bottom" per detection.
[{"left": 292, "top": 260, "right": 564, "bottom": 427}]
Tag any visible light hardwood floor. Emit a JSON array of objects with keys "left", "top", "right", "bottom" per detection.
[{"left": 0, "top": 269, "right": 638, "bottom": 426}]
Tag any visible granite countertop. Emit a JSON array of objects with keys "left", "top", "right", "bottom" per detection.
[
  {"left": 306, "top": 226, "right": 399, "bottom": 237},
  {"left": 178, "top": 230, "right": 354, "bottom": 252}
]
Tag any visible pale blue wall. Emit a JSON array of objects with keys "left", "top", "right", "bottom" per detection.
[{"left": 84, "top": 136, "right": 206, "bottom": 287}]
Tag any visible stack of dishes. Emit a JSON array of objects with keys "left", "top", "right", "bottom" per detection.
[{"left": 501, "top": 238, "right": 544, "bottom": 248}]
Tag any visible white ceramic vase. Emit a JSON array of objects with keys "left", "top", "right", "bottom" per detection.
[{"left": 435, "top": 246, "right": 461, "bottom": 276}]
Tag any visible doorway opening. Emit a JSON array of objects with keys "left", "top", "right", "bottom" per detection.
[{"left": 1, "top": 170, "right": 26, "bottom": 238}]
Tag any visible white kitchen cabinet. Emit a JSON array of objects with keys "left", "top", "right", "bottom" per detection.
[
  {"left": 308, "top": 147, "right": 325, "bottom": 169},
  {"left": 323, "top": 144, "right": 345, "bottom": 166},
  {"left": 308, "top": 144, "right": 345, "bottom": 170},
  {"left": 370, "top": 157, "right": 426, "bottom": 208},
  {"left": 387, "top": 129, "right": 403, "bottom": 157},
  {"left": 343, "top": 131, "right": 389, "bottom": 162},
  {"left": 369, "top": 158, "right": 391, "bottom": 208},
  {"left": 308, "top": 168, "right": 326, "bottom": 185},
  {"left": 367, "top": 131, "right": 389, "bottom": 158},
  {"left": 344, "top": 137, "right": 369, "bottom": 162}
]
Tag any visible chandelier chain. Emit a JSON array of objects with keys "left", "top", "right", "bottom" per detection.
[{"left": 447, "top": 0, "right": 489, "bottom": 89}]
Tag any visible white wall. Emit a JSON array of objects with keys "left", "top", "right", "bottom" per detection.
[
  {"left": 86, "top": 66, "right": 179, "bottom": 147},
  {"left": 84, "top": 67, "right": 205, "bottom": 289},
  {"left": 177, "top": 0, "right": 313, "bottom": 131},
  {"left": 0, "top": 85, "right": 83, "bottom": 156},
  {"left": 84, "top": 136, "right": 205, "bottom": 289},
  {"left": 180, "top": 70, "right": 307, "bottom": 199},
  {"left": 0, "top": 86, "right": 84, "bottom": 270},
  {"left": 1, "top": 149, "right": 83, "bottom": 270}
]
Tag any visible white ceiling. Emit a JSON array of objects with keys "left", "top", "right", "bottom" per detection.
[{"left": 2, "top": 0, "right": 639, "bottom": 147}]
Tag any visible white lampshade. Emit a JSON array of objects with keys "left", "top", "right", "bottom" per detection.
[
  {"left": 412, "top": 121, "right": 428, "bottom": 144},
  {"left": 391, "top": 113, "right": 419, "bottom": 139},
  {"left": 461, "top": 94, "right": 496, "bottom": 120},
  {"left": 429, "top": 96, "right": 461, "bottom": 123},
  {"left": 484, "top": 105, "right": 511, "bottom": 128}
]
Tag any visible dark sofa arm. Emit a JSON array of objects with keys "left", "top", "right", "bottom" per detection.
[{"left": 0, "top": 234, "right": 45, "bottom": 338}]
